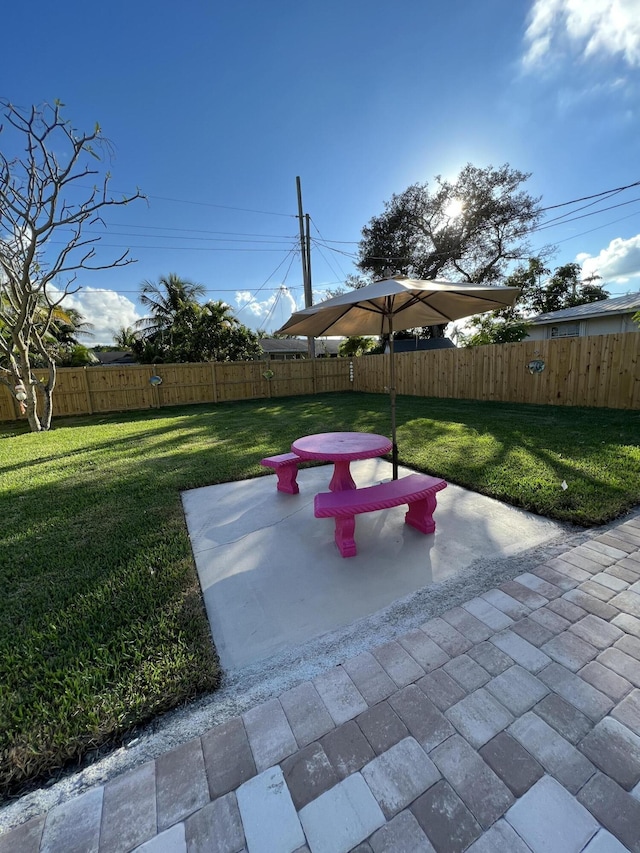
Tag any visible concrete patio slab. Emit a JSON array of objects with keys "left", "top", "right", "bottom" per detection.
[{"left": 182, "top": 460, "right": 567, "bottom": 670}]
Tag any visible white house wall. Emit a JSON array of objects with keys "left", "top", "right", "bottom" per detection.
[{"left": 526, "top": 313, "right": 639, "bottom": 340}]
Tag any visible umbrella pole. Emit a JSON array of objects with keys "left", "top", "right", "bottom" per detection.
[{"left": 389, "top": 316, "right": 398, "bottom": 480}]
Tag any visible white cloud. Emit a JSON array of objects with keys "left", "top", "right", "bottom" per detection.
[
  {"left": 578, "top": 233, "right": 640, "bottom": 285},
  {"left": 51, "top": 286, "right": 142, "bottom": 346},
  {"left": 234, "top": 286, "right": 300, "bottom": 333},
  {"left": 523, "top": 0, "right": 640, "bottom": 69}
]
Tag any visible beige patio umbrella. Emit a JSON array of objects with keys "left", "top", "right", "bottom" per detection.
[{"left": 277, "top": 275, "right": 521, "bottom": 479}]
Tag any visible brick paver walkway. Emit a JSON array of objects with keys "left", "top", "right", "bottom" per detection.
[{"left": 2, "top": 516, "right": 640, "bottom": 852}]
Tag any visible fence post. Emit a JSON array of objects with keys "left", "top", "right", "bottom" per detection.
[
  {"left": 81, "top": 367, "right": 94, "bottom": 414},
  {"left": 151, "top": 366, "right": 161, "bottom": 408},
  {"left": 211, "top": 361, "right": 219, "bottom": 403},
  {"left": 265, "top": 359, "right": 272, "bottom": 399}
]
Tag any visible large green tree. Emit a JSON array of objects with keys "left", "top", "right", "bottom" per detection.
[
  {"left": 503, "top": 258, "right": 608, "bottom": 315},
  {"left": 358, "top": 164, "right": 542, "bottom": 286},
  {"left": 459, "top": 259, "right": 610, "bottom": 347},
  {"left": 133, "top": 275, "right": 260, "bottom": 363},
  {"left": 0, "top": 100, "right": 143, "bottom": 430}
]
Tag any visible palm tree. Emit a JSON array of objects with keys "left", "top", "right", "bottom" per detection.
[
  {"left": 136, "top": 274, "right": 206, "bottom": 338},
  {"left": 50, "top": 306, "right": 94, "bottom": 349},
  {"left": 113, "top": 326, "right": 139, "bottom": 349}
]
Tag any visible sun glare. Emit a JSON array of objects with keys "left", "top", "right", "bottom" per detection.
[{"left": 444, "top": 198, "right": 464, "bottom": 219}]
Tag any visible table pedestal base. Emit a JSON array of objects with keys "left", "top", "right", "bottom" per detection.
[{"left": 329, "top": 460, "right": 356, "bottom": 492}]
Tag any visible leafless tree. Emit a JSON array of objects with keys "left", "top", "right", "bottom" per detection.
[{"left": 0, "top": 99, "right": 143, "bottom": 430}]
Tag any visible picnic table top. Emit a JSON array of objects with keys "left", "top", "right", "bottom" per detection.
[{"left": 291, "top": 431, "right": 392, "bottom": 462}]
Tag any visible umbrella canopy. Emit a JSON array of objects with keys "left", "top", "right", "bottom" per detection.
[{"left": 277, "top": 276, "right": 521, "bottom": 478}]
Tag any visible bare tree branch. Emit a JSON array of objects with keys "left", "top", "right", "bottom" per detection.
[{"left": 0, "top": 99, "right": 145, "bottom": 430}]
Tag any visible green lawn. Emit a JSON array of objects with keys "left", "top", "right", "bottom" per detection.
[{"left": 1, "top": 392, "right": 639, "bottom": 798}]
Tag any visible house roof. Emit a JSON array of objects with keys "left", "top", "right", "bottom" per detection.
[
  {"left": 259, "top": 338, "right": 342, "bottom": 355},
  {"left": 392, "top": 337, "right": 457, "bottom": 352},
  {"left": 93, "top": 350, "right": 137, "bottom": 365},
  {"left": 530, "top": 292, "right": 640, "bottom": 325}
]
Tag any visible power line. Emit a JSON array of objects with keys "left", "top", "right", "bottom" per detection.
[
  {"left": 105, "top": 222, "right": 299, "bottom": 239},
  {"left": 539, "top": 179, "right": 640, "bottom": 212},
  {"left": 534, "top": 195, "right": 640, "bottom": 233},
  {"left": 535, "top": 209, "right": 640, "bottom": 248},
  {"left": 71, "top": 178, "right": 640, "bottom": 253},
  {"left": 77, "top": 228, "right": 298, "bottom": 245},
  {"left": 309, "top": 217, "right": 349, "bottom": 281},
  {"left": 47, "top": 241, "right": 297, "bottom": 252},
  {"left": 76, "top": 184, "right": 296, "bottom": 218},
  {"left": 235, "top": 249, "right": 300, "bottom": 318},
  {"left": 311, "top": 240, "right": 349, "bottom": 285},
  {"left": 62, "top": 285, "right": 304, "bottom": 295}
]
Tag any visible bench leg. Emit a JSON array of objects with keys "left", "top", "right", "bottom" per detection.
[
  {"left": 276, "top": 463, "right": 299, "bottom": 494},
  {"left": 405, "top": 493, "right": 438, "bottom": 534},
  {"left": 334, "top": 516, "right": 357, "bottom": 557}
]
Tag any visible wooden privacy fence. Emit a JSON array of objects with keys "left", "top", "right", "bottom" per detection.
[
  {"left": 353, "top": 333, "right": 640, "bottom": 409},
  {"left": 0, "top": 333, "right": 638, "bottom": 422},
  {"left": 0, "top": 358, "right": 352, "bottom": 422}
]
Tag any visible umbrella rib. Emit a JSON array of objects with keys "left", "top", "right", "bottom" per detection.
[{"left": 393, "top": 294, "right": 452, "bottom": 323}]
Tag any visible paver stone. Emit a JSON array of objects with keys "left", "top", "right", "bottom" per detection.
[
  {"left": 410, "top": 780, "right": 482, "bottom": 853},
  {"left": 356, "top": 701, "right": 409, "bottom": 755},
  {"left": 479, "top": 731, "right": 544, "bottom": 797},
  {"left": 343, "top": 652, "right": 397, "bottom": 706},
  {"left": 281, "top": 742, "right": 339, "bottom": 810},
  {"left": 579, "top": 717, "right": 640, "bottom": 790},
  {"left": 298, "top": 773, "right": 385, "bottom": 853},
  {"left": 321, "top": 719, "right": 375, "bottom": 778},
  {"left": 398, "top": 629, "right": 450, "bottom": 672},
  {"left": 183, "top": 792, "right": 245, "bottom": 853},
  {"left": 611, "top": 689, "right": 640, "bottom": 736},
  {"left": 243, "top": 698, "right": 298, "bottom": 772},
  {"left": 313, "top": 666, "right": 368, "bottom": 725},
  {"left": 280, "top": 681, "right": 335, "bottom": 747},
  {"left": 155, "top": 739, "right": 209, "bottom": 831},
  {"left": 202, "top": 716, "right": 257, "bottom": 798},
  {"left": 484, "top": 664, "right": 548, "bottom": 715},
  {"left": 430, "top": 734, "right": 513, "bottom": 829},
  {"left": 236, "top": 766, "right": 304, "bottom": 853},
  {"left": 389, "top": 685, "right": 454, "bottom": 752},
  {"left": 509, "top": 711, "right": 595, "bottom": 793},
  {"left": 40, "top": 787, "right": 104, "bottom": 853},
  {"left": 444, "top": 687, "right": 514, "bottom": 749},
  {"left": 505, "top": 775, "right": 598, "bottom": 853},
  {"left": 100, "top": 761, "right": 156, "bottom": 853},
  {"left": 369, "top": 810, "right": 436, "bottom": 853},
  {"left": 361, "top": 737, "right": 440, "bottom": 818},
  {"left": 578, "top": 772, "right": 640, "bottom": 853}
]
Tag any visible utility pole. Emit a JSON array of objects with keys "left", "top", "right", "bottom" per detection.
[{"left": 296, "top": 176, "right": 314, "bottom": 358}]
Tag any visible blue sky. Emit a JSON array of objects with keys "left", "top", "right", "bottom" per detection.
[{"left": 5, "top": 0, "right": 640, "bottom": 342}]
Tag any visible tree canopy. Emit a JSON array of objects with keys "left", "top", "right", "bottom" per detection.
[
  {"left": 131, "top": 274, "right": 261, "bottom": 363},
  {"left": 458, "top": 259, "right": 610, "bottom": 347},
  {"left": 505, "top": 259, "right": 609, "bottom": 315},
  {"left": 0, "top": 99, "right": 143, "bottom": 430},
  {"left": 338, "top": 336, "right": 378, "bottom": 357},
  {"left": 358, "top": 164, "right": 542, "bottom": 286}
]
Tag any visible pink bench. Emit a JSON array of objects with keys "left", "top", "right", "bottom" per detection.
[
  {"left": 260, "top": 452, "right": 302, "bottom": 494},
  {"left": 314, "top": 473, "right": 447, "bottom": 557}
]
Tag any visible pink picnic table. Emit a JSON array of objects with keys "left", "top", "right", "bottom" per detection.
[{"left": 291, "top": 432, "right": 392, "bottom": 492}]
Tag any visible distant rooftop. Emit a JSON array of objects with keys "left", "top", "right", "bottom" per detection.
[
  {"left": 259, "top": 338, "right": 342, "bottom": 356},
  {"left": 93, "top": 351, "right": 137, "bottom": 365},
  {"left": 391, "top": 337, "right": 456, "bottom": 353},
  {"left": 530, "top": 292, "right": 640, "bottom": 324}
]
